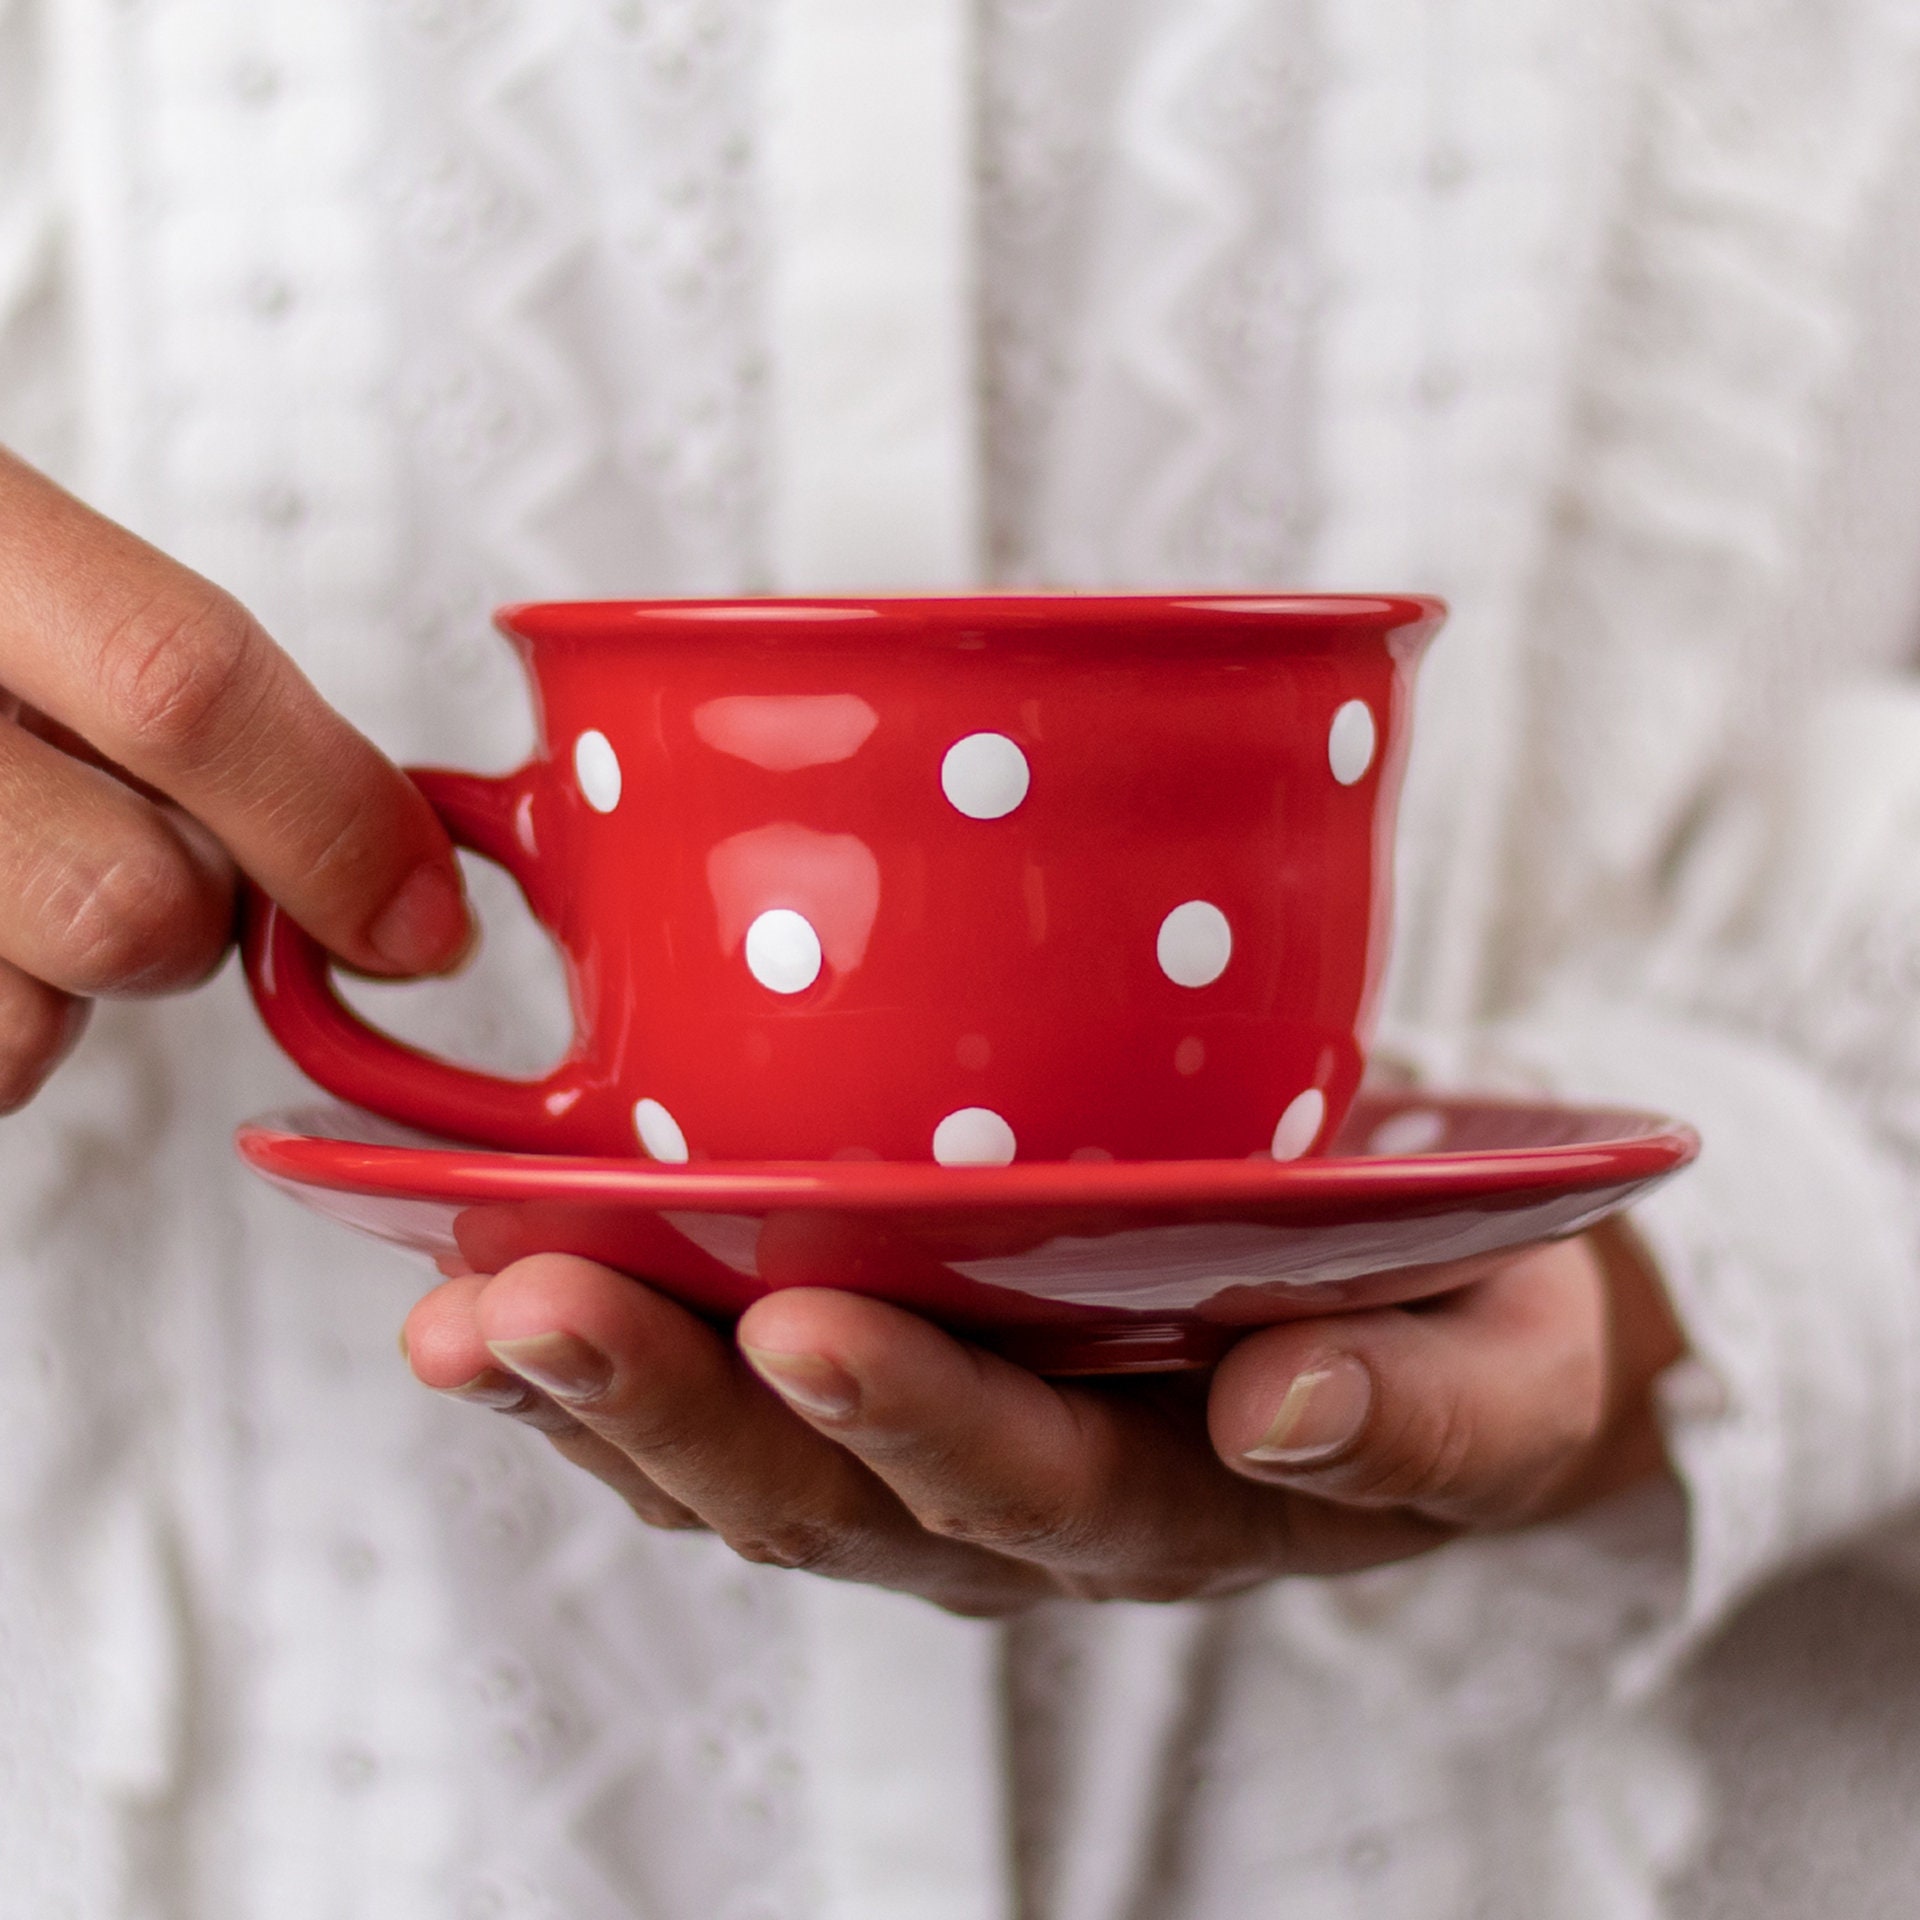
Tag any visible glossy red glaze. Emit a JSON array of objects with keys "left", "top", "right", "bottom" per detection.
[
  {"left": 244, "top": 594, "right": 1443, "bottom": 1163},
  {"left": 235, "top": 1089, "right": 1698, "bottom": 1374}
]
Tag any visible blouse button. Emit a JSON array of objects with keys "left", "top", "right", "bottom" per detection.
[
  {"left": 1416, "top": 360, "right": 1464, "bottom": 409},
  {"left": 243, "top": 270, "right": 295, "bottom": 320},
  {"left": 256, "top": 483, "right": 308, "bottom": 529},
  {"left": 1426, "top": 143, "right": 1473, "bottom": 192},
  {"left": 229, "top": 57, "right": 283, "bottom": 106},
  {"left": 1343, "top": 1830, "right": 1393, "bottom": 1876},
  {"left": 328, "top": 1536, "right": 381, "bottom": 1586},
  {"left": 329, "top": 1746, "right": 379, "bottom": 1792},
  {"left": 1622, "top": 1599, "right": 1662, "bottom": 1638}
]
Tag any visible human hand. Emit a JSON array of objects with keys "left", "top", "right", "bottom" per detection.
[
  {"left": 401, "top": 1223, "right": 1684, "bottom": 1614},
  {"left": 0, "top": 447, "right": 472, "bottom": 1109}
]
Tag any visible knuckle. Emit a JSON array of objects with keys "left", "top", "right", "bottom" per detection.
[
  {"left": 1350, "top": 1368, "right": 1604, "bottom": 1517},
  {"left": 95, "top": 589, "right": 266, "bottom": 767},
  {"left": 1121, "top": 1565, "right": 1225, "bottom": 1605},
  {"left": 724, "top": 1514, "right": 847, "bottom": 1574},
  {"left": 1337, "top": 1393, "right": 1480, "bottom": 1508},
  {"left": 931, "top": 1593, "right": 1030, "bottom": 1620},
  {"left": 298, "top": 790, "right": 384, "bottom": 899},
  {"left": 52, "top": 839, "right": 206, "bottom": 992},
  {"left": 923, "top": 1562, "right": 1057, "bottom": 1615},
  {"left": 918, "top": 1493, "right": 1067, "bottom": 1557},
  {"left": 631, "top": 1501, "right": 707, "bottom": 1534},
  {"left": 1405, "top": 1397, "right": 1480, "bottom": 1504},
  {"left": 914, "top": 1412, "right": 1115, "bottom": 1556}
]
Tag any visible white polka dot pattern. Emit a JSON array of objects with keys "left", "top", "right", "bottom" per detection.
[
  {"left": 932, "top": 1107, "right": 1017, "bottom": 1166},
  {"left": 941, "top": 733, "right": 1030, "bottom": 819},
  {"left": 574, "top": 729, "right": 623, "bottom": 812},
  {"left": 1271, "top": 1088, "right": 1327, "bottom": 1162},
  {"left": 1157, "top": 901, "right": 1233, "bottom": 987},
  {"left": 744, "top": 908, "right": 822, "bottom": 994},
  {"left": 633, "top": 1097, "right": 689, "bottom": 1163},
  {"left": 1328, "top": 701, "right": 1376, "bottom": 785}
]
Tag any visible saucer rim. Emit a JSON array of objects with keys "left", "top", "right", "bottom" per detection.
[{"left": 235, "top": 1092, "right": 1699, "bottom": 1217}]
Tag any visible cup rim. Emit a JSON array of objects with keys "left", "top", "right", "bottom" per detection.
[{"left": 496, "top": 591, "right": 1447, "bottom": 655}]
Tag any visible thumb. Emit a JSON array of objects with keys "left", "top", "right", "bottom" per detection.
[{"left": 1206, "top": 1239, "right": 1612, "bottom": 1530}]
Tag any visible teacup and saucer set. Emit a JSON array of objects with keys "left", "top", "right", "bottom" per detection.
[{"left": 237, "top": 594, "right": 1697, "bottom": 1374}]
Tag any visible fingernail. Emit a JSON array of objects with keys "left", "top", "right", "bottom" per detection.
[
  {"left": 741, "top": 1346, "right": 859, "bottom": 1420},
  {"left": 444, "top": 1368, "right": 585, "bottom": 1434},
  {"left": 487, "top": 1332, "right": 614, "bottom": 1404},
  {"left": 396, "top": 1325, "right": 411, "bottom": 1365},
  {"left": 368, "top": 860, "right": 473, "bottom": 974},
  {"left": 443, "top": 1367, "right": 536, "bottom": 1411},
  {"left": 1243, "top": 1355, "right": 1372, "bottom": 1466}
]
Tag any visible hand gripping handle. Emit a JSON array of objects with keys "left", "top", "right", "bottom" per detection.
[{"left": 242, "top": 766, "right": 598, "bottom": 1152}]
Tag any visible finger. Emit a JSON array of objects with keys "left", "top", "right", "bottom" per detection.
[
  {"left": 0, "top": 713, "right": 236, "bottom": 995},
  {"left": 401, "top": 1276, "right": 705, "bottom": 1531},
  {"left": 403, "top": 1274, "right": 580, "bottom": 1428},
  {"left": 10, "top": 696, "right": 170, "bottom": 803},
  {"left": 542, "top": 1424, "right": 714, "bottom": 1532},
  {"left": 0, "top": 451, "right": 470, "bottom": 976},
  {"left": 0, "top": 957, "right": 89, "bottom": 1113},
  {"left": 474, "top": 1257, "right": 1044, "bottom": 1611},
  {"left": 1208, "top": 1239, "right": 1610, "bottom": 1529},
  {"left": 735, "top": 1289, "right": 1444, "bottom": 1598}
]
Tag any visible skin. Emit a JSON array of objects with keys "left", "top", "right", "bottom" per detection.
[
  {"left": 402, "top": 1222, "right": 1684, "bottom": 1614},
  {"left": 0, "top": 441, "right": 1686, "bottom": 1606},
  {"left": 0, "top": 445, "right": 473, "bottom": 1110}
]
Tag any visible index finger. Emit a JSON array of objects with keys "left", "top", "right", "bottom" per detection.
[{"left": 0, "top": 450, "right": 470, "bottom": 976}]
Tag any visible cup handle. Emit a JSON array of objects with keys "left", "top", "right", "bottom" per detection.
[{"left": 242, "top": 765, "right": 600, "bottom": 1152}]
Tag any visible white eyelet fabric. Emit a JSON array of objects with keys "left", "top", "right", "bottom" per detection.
[{"left": 10, "top": 1, "right": 1920, "bottom": 1916}]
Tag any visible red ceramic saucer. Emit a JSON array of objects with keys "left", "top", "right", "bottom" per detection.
[{"left": 236, "top": 1088, "right": 1696, "bottom": 1374}]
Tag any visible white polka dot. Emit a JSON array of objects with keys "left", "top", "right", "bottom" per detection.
[
  {"left": 633, "top": 1097, "right": 689, "bottom": 1163},
  {"left": 932, "top": 1107, "right": 1017, "bottom": 1166},
  {"left": 1271, "top": 1089, "right": 1327, "bottom": 1162},
  {"left": 1366, "top": 1107, "right": 1447, "bottom": 1157},
  {"left": 1328, "top": 701, "right": 1377, "bottom": 786},
  {"left": 574, "top": 729, "right": 623, "bottom": 812},
  {"left": 744, "top": 908, "right": 823, "bottom": 994},
  {"left": 1157, "top": 901, "right": 1233, "bottom": 988},
  {"left": 941, "top": 733, "right": 1030, "bottom": 819}
]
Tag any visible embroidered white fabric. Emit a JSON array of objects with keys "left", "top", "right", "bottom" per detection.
[{"left": 7, "top": 0, "right": 1920, "bottom": 1915}]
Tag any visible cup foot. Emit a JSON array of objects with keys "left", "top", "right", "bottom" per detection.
[{"left": 977, "top": 1320, "right": 1232, "bottom": 1376}]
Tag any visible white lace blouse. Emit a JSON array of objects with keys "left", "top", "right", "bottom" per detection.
[{"left": 7, "top": 0, "right": 1920, "bottom": 1915}]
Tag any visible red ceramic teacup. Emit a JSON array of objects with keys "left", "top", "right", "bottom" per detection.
[{"left": 244, "top": 594, "right": 1441, "bottom": 1164}]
